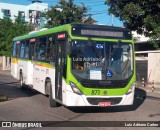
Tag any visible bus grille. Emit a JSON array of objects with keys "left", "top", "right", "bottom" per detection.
[
  {"left": 80, "top": 82, "right": 128, "bottom": 88},
  {"left": 86, "top": 97, "right": 122, "bottom": 105}
]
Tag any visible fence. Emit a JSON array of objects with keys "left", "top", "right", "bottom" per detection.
[{"left": 0, "top": 56, "right": 11, "bottom": 70}]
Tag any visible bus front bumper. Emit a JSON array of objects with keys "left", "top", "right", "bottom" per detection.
[{"left": 63, "top": 90, "right": 135, "bottom": 107}]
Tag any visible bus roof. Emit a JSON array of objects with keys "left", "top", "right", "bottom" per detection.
[
  {"left": 71, "top": 24, "right": 130, "bottom": 32},
  {"left": 13, "top": 24, "right": 71, "bottom": 41},
  {"left": 13, "top": 24, "right": 131, "bottom": 41}
]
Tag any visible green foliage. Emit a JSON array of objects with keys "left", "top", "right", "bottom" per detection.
[
  {"left": 0, "top": 16, "right": 31, "bottom": 56},
  {"left": 45, "top": 0, "right": 95, "bottom": 27},
  {"left": 0, "top": 18, "right": 13, "bottom": 56},
  {"left": 84, "top": 14, "right": 97, "bottom": 24},
  {"left": 105, "top": 0, "right": 160, "bottom": 41}
]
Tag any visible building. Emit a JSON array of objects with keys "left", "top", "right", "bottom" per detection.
[
  {"left": 133, "top": 31, "right": 160, "bottom": 51},
  {"left": 133, "top": 31, "right": 160, "bottom": 89},
  {"left": 0, "top": 0, "right": 48, "bottom": 30},
  {"left": 132, "top": 31, "right": 150, "bottom": 43}
]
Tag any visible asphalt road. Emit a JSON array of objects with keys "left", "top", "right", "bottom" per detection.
[{"left": 0, "top": 71, "right": 160, "bottom": 130}]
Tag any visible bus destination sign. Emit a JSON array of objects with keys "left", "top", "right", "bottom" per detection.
[
  {"left": 58, "top": 34, "right": 66, "bottom": 39},
  {"left": 81, "top": 29, "right": 124, "bottom": 38},
  {"left": 71, "top": 25, "right": 132, "bottom": 39}
]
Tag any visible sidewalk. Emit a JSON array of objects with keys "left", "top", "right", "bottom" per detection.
[
  {"left": 135, "top": 87, "right": 160, "bottom": 99},
  {"left": 140, "top": 86, "right": 160, "bottom": 94},
  {"left": 146, "top": 92, "right": 160, "bottom": 99},
  {"left": 0, "top": 70, "right": 11, "bottom": 75}
]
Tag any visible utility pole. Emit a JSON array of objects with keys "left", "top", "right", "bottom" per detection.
[{"left": 111, "top": 14, "right": 114, "bottom": 26}]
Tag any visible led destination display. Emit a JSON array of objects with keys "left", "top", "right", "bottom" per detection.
[{"left": 71, "top": 24, "right": 132, "bottom": 39}]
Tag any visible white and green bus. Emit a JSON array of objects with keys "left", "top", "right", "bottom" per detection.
[{"left": 11, "top": 24, "right": 136, "bottom": 107}]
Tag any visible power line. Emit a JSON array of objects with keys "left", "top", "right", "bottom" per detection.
[
  {"left": 91, "top": 11, "right": 107, "bottom": 16},
  {"left": 89, "top": 10, "right": 108, "bottom": 13},
  {"left": 27, "top": 0, "right": 106, "bottom": 7},
  {"left": 87, "top": 4, "right": 106, "bottom": 7},
  {"left": 35, "top": 0, "right": 105, "bottom": 4},
  {"left": 74, "top": 0, "right": 105, "bottom": 3}
]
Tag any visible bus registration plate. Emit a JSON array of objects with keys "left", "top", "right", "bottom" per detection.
[{"left": 98, "top": 102, "right": 111, "bottom": 106}]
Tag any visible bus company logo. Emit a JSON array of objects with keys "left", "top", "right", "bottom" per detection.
[{"left": 2, "top": 122, "right": 11, "bottom": 127}]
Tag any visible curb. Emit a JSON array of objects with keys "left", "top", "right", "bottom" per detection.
[
  {"left": 136, "top": 87, "right": 160, "bottom": 93},
  {"left": 0, "top": 70, "right": 11, "bottom": 76},
  {"left": 134, "top": 87, "right": 160, "bottom": 99}
]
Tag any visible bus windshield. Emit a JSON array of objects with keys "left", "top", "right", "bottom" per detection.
[{"left": 71, "top": 40, "right": 134, "bottom": 80}]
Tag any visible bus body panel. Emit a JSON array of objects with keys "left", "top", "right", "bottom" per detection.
[
  {"left": 32, "top": 62, "right": 55, "bottom": 95},
  {"left": 28, "top": 61, "right": 34, "bottom": 85},
  {"left": 17, "top": 59, "right": 34, "bottom": 85},
  {"left": 33, "top": 62, "right": 49, "bottom": 94},
  {"left": 11, "top": 58, "right": 18, "bottom": 79}
]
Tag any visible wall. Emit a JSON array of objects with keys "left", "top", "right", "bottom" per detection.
[
  {"left": 26, "top": 2, "right": 48, "bottom": 29},
  {"left": 0, "top": 2, "right": 48, "bottom": 26},
  {"left": 132, "top": 31, "right": 150, "bottom": 42},
  {"left": 148, "top": 53, "right": 160, "bottom": 88},
  {"left": 0, "top": 57, "right": 2, "bottom": 70},
  {"left": 0, "top": 2, "right": 27, "bottom": 21},
  {"left": 0, "top": 56, "right": 11, "bottom": 70}
]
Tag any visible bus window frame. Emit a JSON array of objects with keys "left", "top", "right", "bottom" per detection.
[
  {"left": 16, "top": 42, "right": 20, "bottom": 58},
  {"left": 12, "top": 41, "right": 17, "bottom": 57},
  {"left": 35, "top": 36, "right": 48, "bottom": 62},
  {"left": 19, "top": 40, "right": 26, "bottom": 59},
  {"left": 45, "top": 34, "right": 56, "bottom": 63},
  {"left": 28, "top": 38, "right": 36, "bottom": 61},
  {"left": 24, "top": 40, "right": 30, "bottom": 59}
]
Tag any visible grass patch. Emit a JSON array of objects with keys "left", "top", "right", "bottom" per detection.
[{"left": 0, "top": 95, "right": 8, "bottom": 102}]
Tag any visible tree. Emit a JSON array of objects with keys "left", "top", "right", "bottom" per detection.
[
  {"left": 105, "top": 0, "right": 160, "bottom": 40},
  {"left": 0, "top": 18, "right": 14, "bottom": 56},
  {"left": 45, "top": 0, "right": 95, "bottom": 27},
  {"left": 84, "top": 14, "right": 97, "bottom": 24},
  {"left": 13, "top": 15, "right": 31, "bottom": 37},
  {"left": 0, "top": 17, "right": 31, "bottom": 56}
]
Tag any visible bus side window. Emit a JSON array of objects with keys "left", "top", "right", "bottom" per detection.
[
  {"left": 37, "top": 37, "right": 47, "bottom": 60},
  {"left": 24, "top": 40, "right": 29, "bottom": 59},
  {"left": 12, "top": 41, "right": 17, "bottom": 57},
  {"left": 19, "top": 41, "right": 25, "bottom": 58},
  {"left": 16, "top": 43, "right": 20, "bottom": 58},
  {"left": 46, "top": 37, "right": 55, "bottom": 63}
]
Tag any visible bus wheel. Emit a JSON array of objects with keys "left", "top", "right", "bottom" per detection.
[
  {"left": 19, "top": 73, "right": 24, "bottom": 88},
  {"left": 46, "top": 81, "right": 59, "bottom": 107}
]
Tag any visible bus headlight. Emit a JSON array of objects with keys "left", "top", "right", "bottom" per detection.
[
  {"left": 126, "top": 82, "right": 136, "bottom": 95},
  {"left": 70, "top": 82, "right": 83, "bottom": 95}
]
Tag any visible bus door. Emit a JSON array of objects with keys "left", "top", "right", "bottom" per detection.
[
  {"left": 55, "top": 33, "right": 67, "bottom": 101},
  {"left": 29, "top": 38, "right": 36, "bottom": 85}
]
